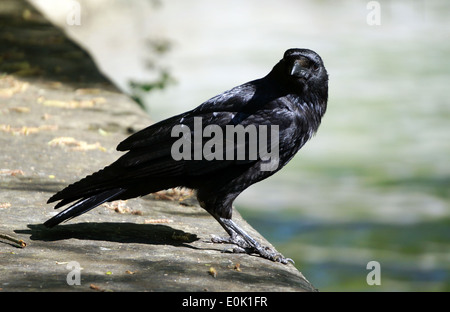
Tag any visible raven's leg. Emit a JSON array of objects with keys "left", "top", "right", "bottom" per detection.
[{"left": 211, "top": 217, "right": 294, "bottom": 264}]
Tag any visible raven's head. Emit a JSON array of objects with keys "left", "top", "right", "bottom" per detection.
[{"left": 272, "top": 48, "right": 328, "bottom": 98}]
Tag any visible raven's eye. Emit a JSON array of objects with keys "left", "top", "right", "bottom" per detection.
[{"left": 312, "top": 63, "right": 319, "bottom": 72}]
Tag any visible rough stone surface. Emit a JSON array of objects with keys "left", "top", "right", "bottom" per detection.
[{"left": 0, "top": 0, "right": 316, "bottom": 292}]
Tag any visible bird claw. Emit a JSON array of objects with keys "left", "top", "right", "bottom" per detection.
[
  {"left": 211, "top": 236, "right": 250, "bottom": 254},
  {"left": 210, "top": 234, "right": 294, "bottom": 265},
  {"left": 256, "top": 245, "right": 295, "bottom": 264}
]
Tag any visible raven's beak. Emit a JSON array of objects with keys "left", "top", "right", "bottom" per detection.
[{"left": 290, "top": 60, "right": 307, "bottom": 78}]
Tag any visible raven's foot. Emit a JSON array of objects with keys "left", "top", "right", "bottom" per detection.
[{"left": 211, "top": 218, "right": 294, "bottom": 265}]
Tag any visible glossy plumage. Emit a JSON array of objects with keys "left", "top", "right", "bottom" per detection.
[{"left": 45, "top": 48, "right": 328, "bottom": 263}]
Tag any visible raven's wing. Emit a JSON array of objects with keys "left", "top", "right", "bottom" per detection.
[{"left": 116, "top": 81, "right": 259, "bottom": 152}]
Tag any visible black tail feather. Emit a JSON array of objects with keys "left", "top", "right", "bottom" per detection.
[{"left": 44, "top": 188, "right": 126, "bottom": 228}]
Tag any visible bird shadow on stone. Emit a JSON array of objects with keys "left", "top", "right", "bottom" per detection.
[{"left": 16, "top": 222, "right": 199, "bottom": 248}]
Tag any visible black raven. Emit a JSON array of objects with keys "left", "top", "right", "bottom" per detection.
[{"left": 45, "top": 48, "right": 328, "bottom": 264}]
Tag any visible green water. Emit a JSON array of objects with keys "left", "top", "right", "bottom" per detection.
[{"left": 240, "top": 210, "right": 449, "bottom": 291}]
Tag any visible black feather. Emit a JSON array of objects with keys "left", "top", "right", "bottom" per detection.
[{"left": 44, "top": 188, "right": 126, "bottom": 228}]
